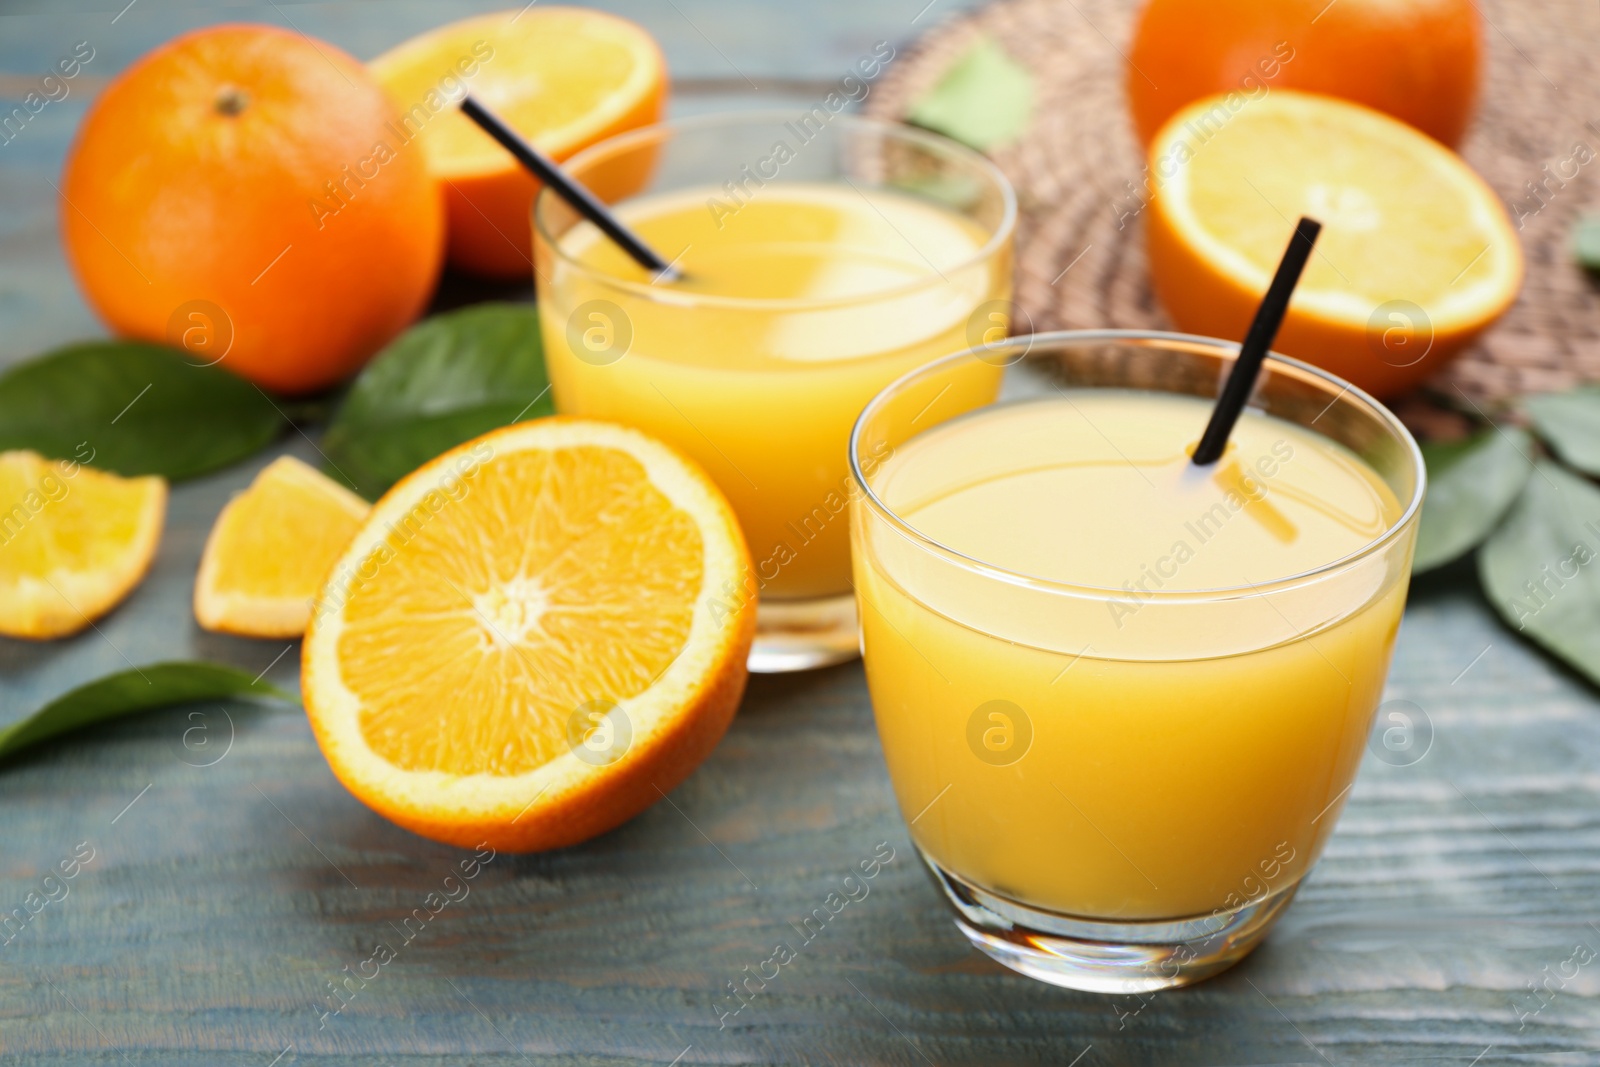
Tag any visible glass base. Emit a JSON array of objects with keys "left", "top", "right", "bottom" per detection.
[
  {"left": 921, "top": 848, "right": 1297, "bottom": 992},
  {"left": 749, "top": 593, "right": 860, "bottom": 673}
]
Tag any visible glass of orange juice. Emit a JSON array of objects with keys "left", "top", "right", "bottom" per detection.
[
  {"left": 534, "top": 112, "right": 1015, "bottom": 672},
  {"left": 849, "top": 331, "right": 1424, "bottom": 991}
]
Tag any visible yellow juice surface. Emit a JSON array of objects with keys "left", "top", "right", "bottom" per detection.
[
  {"left": 853, "top": 392, "right": 1410, "bottom": 919},
  {"left": 539, "top": 183, "right": 1008, "bottom": 599}
]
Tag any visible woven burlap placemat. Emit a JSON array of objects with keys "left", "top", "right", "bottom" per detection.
[{"left": 867, "top": 0, "right": 1600, "bottom": 409}]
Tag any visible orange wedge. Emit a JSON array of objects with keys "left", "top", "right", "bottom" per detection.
[
  {"left": 0, "top": 451, "right": 165, "bottom": 640},
  {"left": 1146, "top": 89, "right": 1522, "bottom": 397},
  {"left": 301, "top": 418, "right": 755, "bottom": 851},
  {"left": 369, "top": 8, "right": 667, "bottom": 278},
  {"left": 195, "top": 456, "right": 370, "bottom": 638}
]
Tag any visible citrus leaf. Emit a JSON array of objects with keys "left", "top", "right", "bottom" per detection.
[
  {"left": 905, "top": 36, "right": 1033, "bottom": 152},
  {"left": 320, "top": 303, "right": 551, "bottom": 499},
  {"left": 1479, "top": 462, "right": 1600, "bottom": 688},
  {"left": 1527, "top": 387, "right": 1600, "bottom": 476},
  {"left": 1413, "top": 428, "right": 1532, "bottom": 573},
  {"left": 0, "top": 341, "right": 282, "bottom": 480},
  {"left": 0, "top": 662, "right": 295, "bottom": 765},
  {"left": 1574, "top": 214, "right": 1600, "bottom": 272}
]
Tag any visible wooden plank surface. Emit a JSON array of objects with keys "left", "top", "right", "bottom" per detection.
[{"left": 3, "top": 2, "right": 1599, "bottom": 1064}]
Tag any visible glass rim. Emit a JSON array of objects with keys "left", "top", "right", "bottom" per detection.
[
  {"left": 847, "top": 329, "right": 1428, "bottom": 604},
  {"left": 532, "top": 109, "right": 1018, "bottom": 312}
]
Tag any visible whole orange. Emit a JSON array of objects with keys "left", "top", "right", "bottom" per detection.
[
  {"left": 1126, "top": 0, "right": 1483, "bottom": 148},
  {"left": 60, "top": 24, "right": 444, "bottom": 394}
]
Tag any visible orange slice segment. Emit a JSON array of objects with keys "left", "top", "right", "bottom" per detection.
[
  {"left": 302, "top": 418, "right": 755, "bottom": 851},
  {"left": 1146, "top": 89, "right": 1523, "bottom": 397},
  {"left": 194, "top": 456, "right": 370, "bottom": 638},
  {"left": 0, "top": 450, "right": 166, "bottom": 640},
  {"left": 369, "top": 7, "right": 667, "bottom": 277}
]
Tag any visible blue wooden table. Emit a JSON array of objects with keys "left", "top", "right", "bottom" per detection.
[{"left": 3, "top": 2, "right": 1599, "bottom": 1064}]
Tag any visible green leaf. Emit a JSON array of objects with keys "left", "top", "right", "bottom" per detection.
[
  {"left": 1479, "top": 462, "right": 1600, "bottom": 688},
  {"left": 0, "top": 341, "right": 283, "bottom": 480},
  {"left": 888, "top": 172, "right": 987, "bottom": 213},
  {"left": 1573, "top": 214, "right": 1600, "bottom": 272},
  {"left": 320, "top": 304, "right": 551, "bottom": 499},
  {"left": 1413, "top": 428, "right": 1533, "bottom": 573},
  {"left": 906, "top": 36, "right": 1034, "bottom": 152},
  {"left": 0, "top": 662, "right": 294, "bottom": 765},
  {"left": 1527, "top": 386, "right": 1600, "bottom": 476}
]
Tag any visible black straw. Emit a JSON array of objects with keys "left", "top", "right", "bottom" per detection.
[
  {"left": 458, "top": 95, "right": 681, "bottom": 282},
  {"left": 1190, "top": 217, "right": 1322, "bottom": 466}
]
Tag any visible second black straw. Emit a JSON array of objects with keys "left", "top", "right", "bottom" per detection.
[{"left": 1190, "top": 216, "right": 1323, "bottom": 467}]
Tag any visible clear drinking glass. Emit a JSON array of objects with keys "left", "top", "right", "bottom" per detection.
[
  {"left": 534, "top": 112, "right": 1015, "bottom": 672},
  {"left": 848, "top": 331, "right": 1424, "bottom": 991}
]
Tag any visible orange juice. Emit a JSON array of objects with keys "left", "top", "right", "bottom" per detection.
[
  {"left": 853, "top": 390, "right": 1408, "bottom": 920},
  {"left": 539, "top": 183, "right": 1008, "bottom": 601}
]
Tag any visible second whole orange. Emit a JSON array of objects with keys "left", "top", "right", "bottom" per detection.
[
  {"left": 1126, "top": 0, "right": 1483, "bottom": 148},
  {"left": 60, "top": 24, "right": 444, "bottom": 394}
]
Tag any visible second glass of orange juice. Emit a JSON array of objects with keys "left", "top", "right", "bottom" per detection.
[
  {"left": 534, "top": 112, "right": 1015, "bottom": 671},
  {"left": 849, "top": 332, "right": 1424, "bottom": 991}
]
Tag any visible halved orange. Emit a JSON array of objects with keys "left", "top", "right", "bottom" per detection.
[
  {"left": 369, "top": 7, "right": 667, "bottom": 278},
  {"left": 0, "top": 451, "right": 165, "bottom": 640},
  {"left": 195, "top": 456, "right": 370, "bottom": 638},
  {"left": 301, "top": 418, "right": 754, "bottom": 851},
  {"left": 1146, "top": 89, "right": 1522, "bottom": 397}
]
